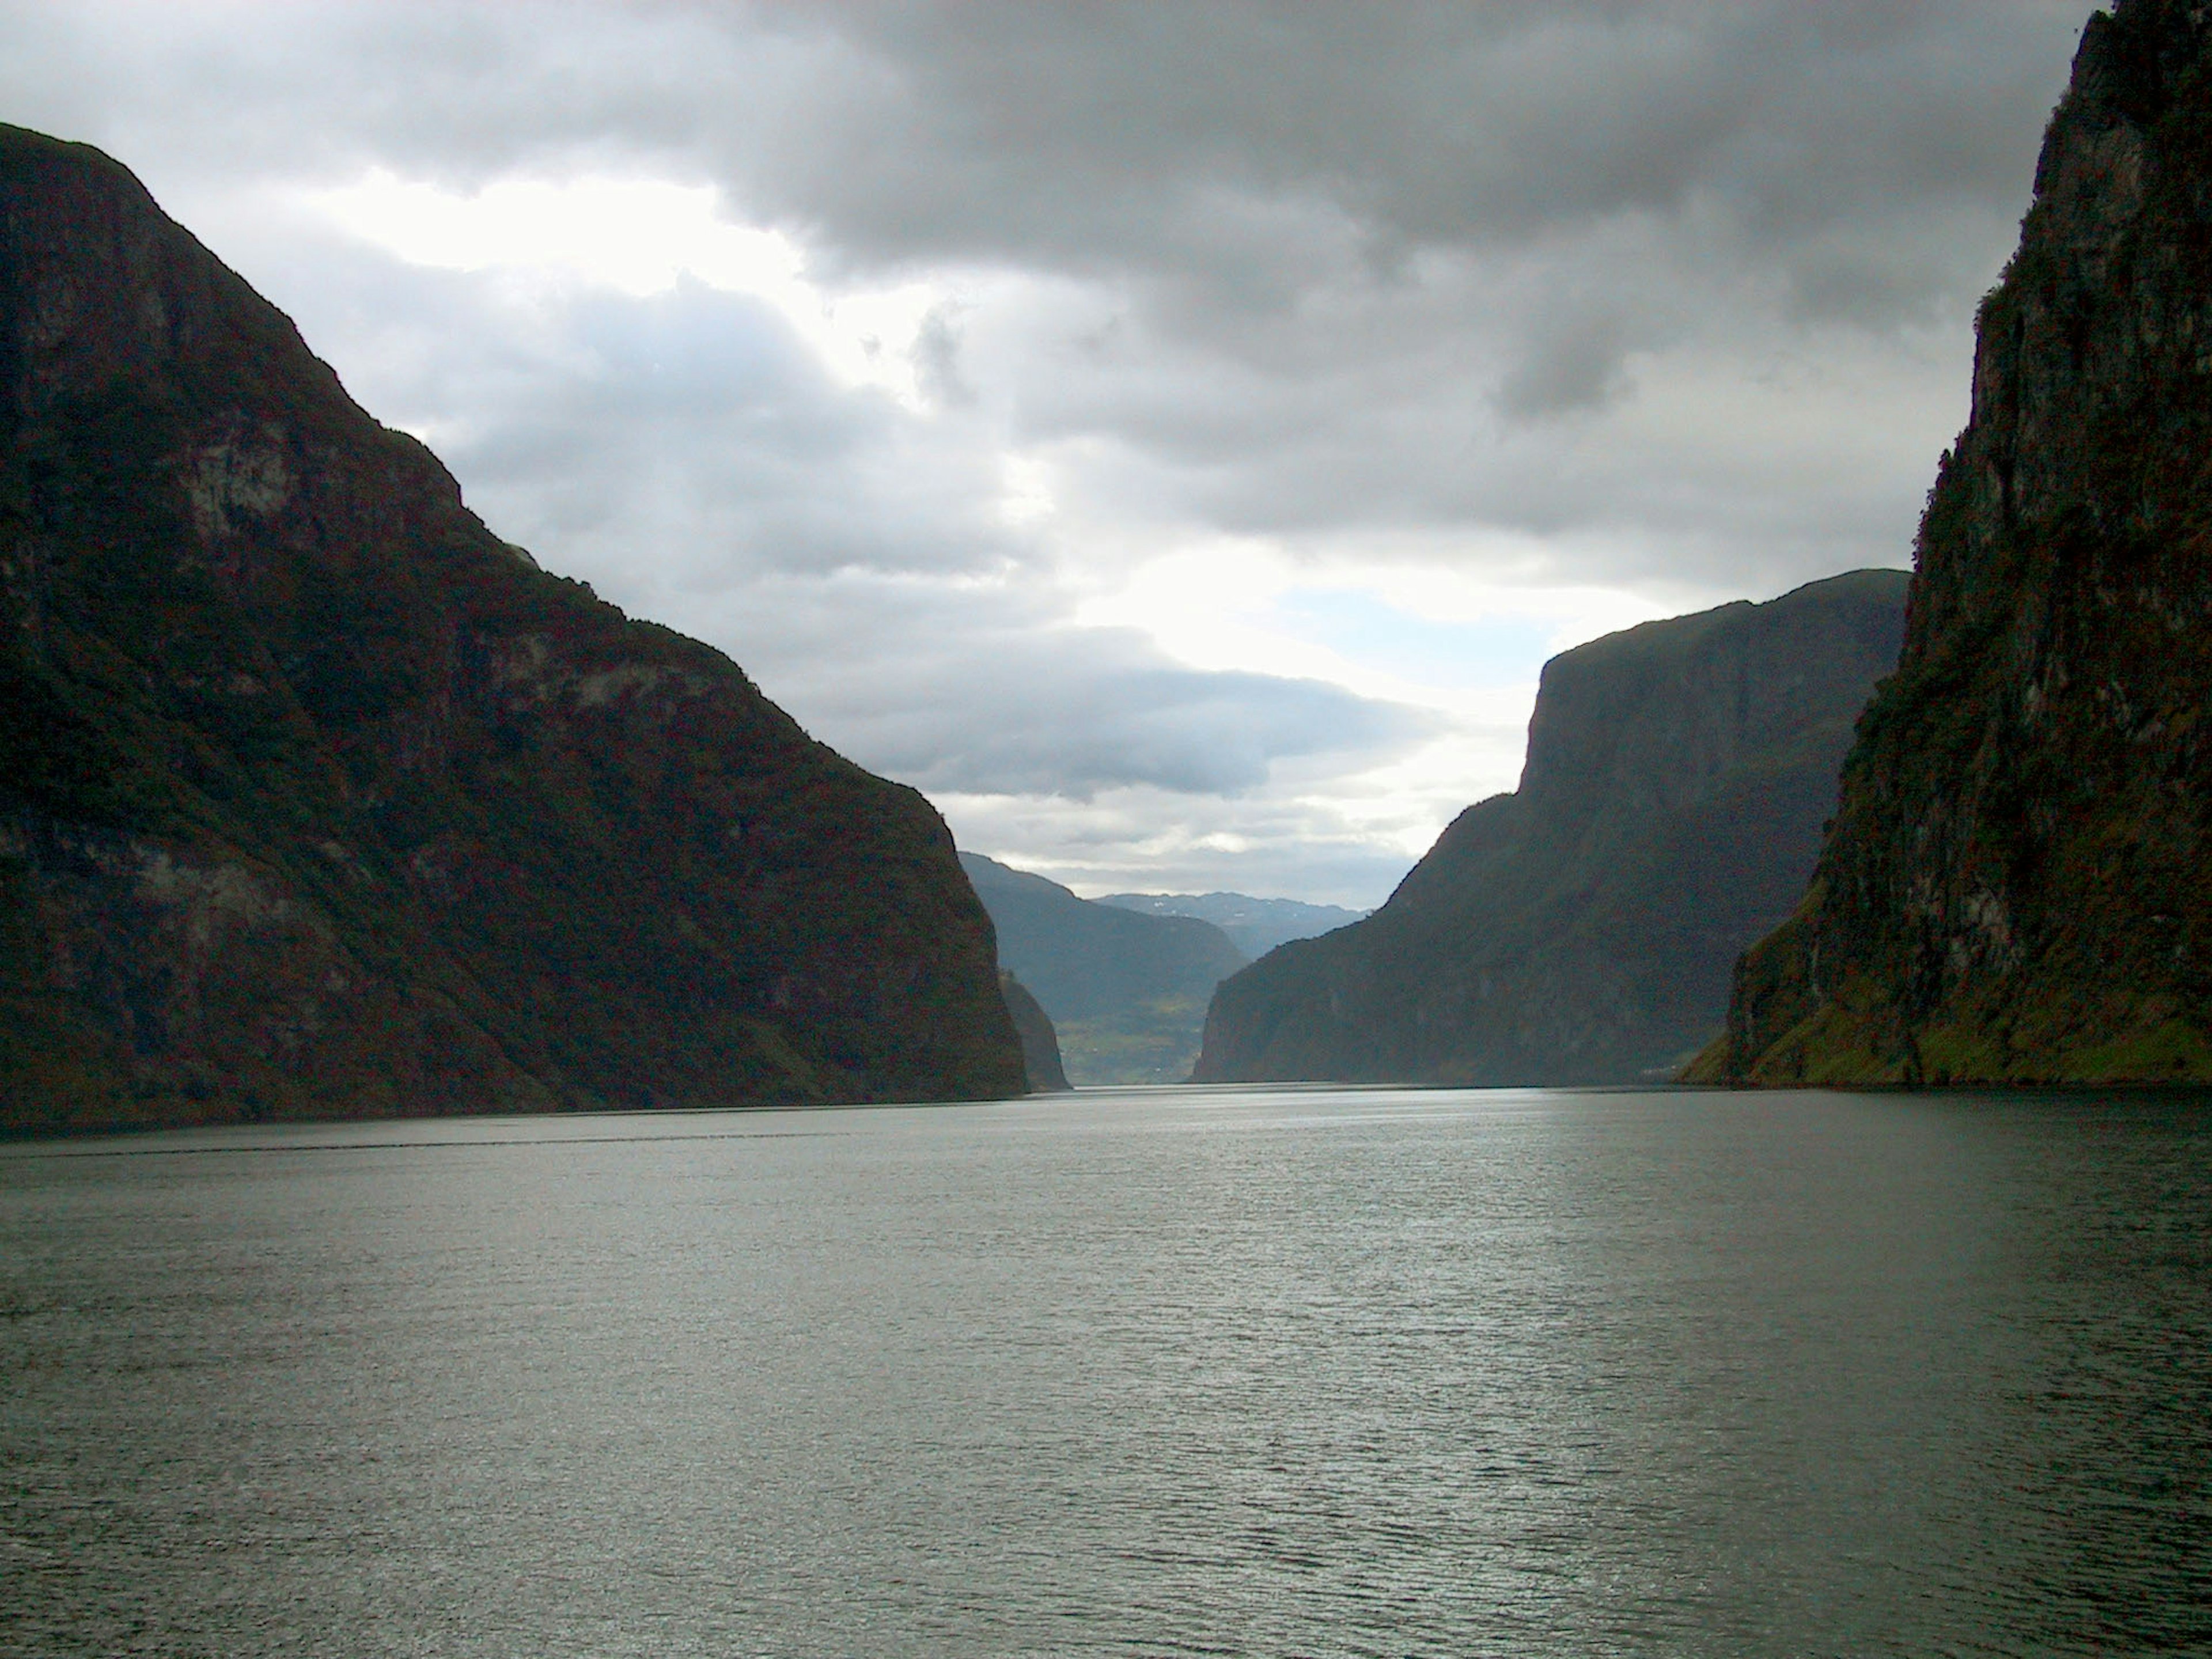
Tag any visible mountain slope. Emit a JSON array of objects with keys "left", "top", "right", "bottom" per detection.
[
  {"left": 1195, "top": 571, "right": 1910, "bottom": 1085},
  {"left": 0, "top": 124, "right": 1025, "bottom": 1132},
  {"left": 1697, "top": 1, "right": 2212, "bottom": 1086},
  {"left": 959, "top": 853, "right": 1244, "bottom": 1084},
  {"left": 1096, "top": 891, "right": 1367, "bottom": 959},
  {"left": 998, "top": 971, "right": 1071, "bottom": 1093}
]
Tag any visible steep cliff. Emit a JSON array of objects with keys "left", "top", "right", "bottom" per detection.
[
  {"left": 1697, "top": 2, "right": 2212, "bottom": 1086},
  {"left": 0, "top": 124, "right": 1025, "bottom": 1132},
  {"left": 1194, "top": 571, "right": 1910, "bottom": 1085},
  {"left": 959, "top": 853, "right": 1245, "bottom": 1084},
  {"left": 998, "top": 971, "right": 1071, "bottom": 1093}
]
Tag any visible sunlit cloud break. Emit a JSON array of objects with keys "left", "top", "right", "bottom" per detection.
[{"left": 308, "top": 171, "right": 947, "bottom": 407}]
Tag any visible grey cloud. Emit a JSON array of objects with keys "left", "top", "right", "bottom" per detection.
[
  {"left": 912, "top": 306, "right": 975, "bottom": 408},
  {"left": 234, "top": 236, "right": 1434, "bottom": 804},
  {"left": 1497, "top": 310, "right": 1633, "bottom": 420},
  {"left": 268, "top": 249, "right": 1017, "bottom": 582},
  {"left": 15, "top": 4, "right": 2089, "bottom": 287},
  {"left": 662, "top": 568, "right": 1441, "bottom": 803},
  {"left": 825, "top": 647, "right": 1438, "bottom": 800},
  {"left": 9, "top": 7, "right": 2097, "bottom": 514},
  {"left": 712, "top": 2, "right": 2085, "bottom": 276},
  {"left": 0, "top": 0, "right": 2104, "bottom": 895},
  {"left": 947, "top": 788, "right": 1426, "bottom": 912}
]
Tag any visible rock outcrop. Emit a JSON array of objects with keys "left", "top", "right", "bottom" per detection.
[
  {"left": 0, "top": 124, "right": 1025, "bottom": 1132},
  {"left": 1696, "top": 1, "right": 2212, "bottom": 1085},
  {"left": 960, "top": 853, "right": 1245, "bottom": 1085},
  {"left": 1194, "top": 571, "right": 1910, "bottom": 1085},
  {"left": 998, "top": 971, "right": 1071, "bottom": 1092}
]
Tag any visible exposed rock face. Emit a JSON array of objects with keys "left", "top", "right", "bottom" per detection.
[
  {"left": 1698, "top": 2, "right": 2212, "bottom": 1086},
  {"left": 998, "top": 971, "right": 1071, "bottom": 1092},
  {"left": 0, "top": 125, "right": 1025, "bottom": 1132},
  {"left": 1194, "top": 571, "right": 1910, "bottom": 1085},
  {"left": 959, "top": 853, "right": 1245, "bottom": 1085}
]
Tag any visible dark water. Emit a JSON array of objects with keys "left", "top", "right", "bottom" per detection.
[{"left": 2, "top": 1086, "right": 2208, "bottom": 1657}]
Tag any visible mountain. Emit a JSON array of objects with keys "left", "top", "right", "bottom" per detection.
[
  {"left": 997, "top": 971, "right": 1071, "bottom": 1093},
  {"left": 0, "top": 124, "right": 1025, "bottom": 1133},
  {"left": 1696, "top": 2, "right": 2212, "bottom": 1086},
  {"left": 958, "top": 853, "right": 1245, "bottom": 1085},
  {"left": 1095, "top": 891, "right": 1368, "bottom": 959},
  {"left": 1194, "top": 571, "right": 1911, "bottom": 1086}
]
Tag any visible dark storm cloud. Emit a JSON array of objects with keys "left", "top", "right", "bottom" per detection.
[
  {"left": 736, "top": 2, "right": 2060, "bottom": 261},
  {"left": 16, "top": 5, "right": 2086, "bottom": 295}
]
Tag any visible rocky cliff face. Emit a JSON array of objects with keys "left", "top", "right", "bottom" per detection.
[
  {"left": 1698, "top": 2, "right": 2212, "bottom": 1086},
  {"left": 998, "top": 971, "right": 1071, "bottom": 1093},
  {"left": 1194, "top": 571, "right": 1910, "bottom": 1085},
  {"left": 0, "top": 125, "right": 1025, "bottom": 1132}
]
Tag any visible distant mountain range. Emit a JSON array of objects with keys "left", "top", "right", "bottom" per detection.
[
  {"left": 1195, "top": 570, "right": 1911, "bottom": 1086},
  {"left": 959, "top": 853, "right": 1243, "bottom": 1085},
  {"left": 1096, "top": 892, "right": 1366, "bottom": 960}
]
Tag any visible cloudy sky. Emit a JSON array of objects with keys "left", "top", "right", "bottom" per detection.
[{"left": 4, "top": 1, "right": 2096, "bottom": 904}]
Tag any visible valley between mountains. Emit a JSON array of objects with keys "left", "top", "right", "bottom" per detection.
[{"left": 8, "top": 0, "right": 2212, "bottom": 1130}]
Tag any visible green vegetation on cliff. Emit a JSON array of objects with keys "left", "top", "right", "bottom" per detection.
[
  {"left": 1696, "top": 1, "right": 2212, "bottom": 1086},
  {"left": 1195, "top": 572, "right": 1910, "bottom": 1086},
  {"left": 0, "top": 124, "right": 1025, "bottom": 1131}
]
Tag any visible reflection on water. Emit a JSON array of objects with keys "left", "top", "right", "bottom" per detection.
[{"left": 2, "top": 1086, "right": 2207, "bottom": 1656}]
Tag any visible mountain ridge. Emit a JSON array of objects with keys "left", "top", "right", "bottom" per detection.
[
  {"left": 960, "top": 852, "right": 1244, "bottom": 1085},
  {"left": 0, "top": 123, "right": 1025, "bottom": 1131},
  {"left": 1195, "top": 570, "right": 1911, "bottom": 1086},
  {"left": 1095, "top": 891, "right": 1367, "bottom": 960}
]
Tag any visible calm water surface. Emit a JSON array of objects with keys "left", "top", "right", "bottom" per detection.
[{"left": 2, "top": 1086, "right": 2208, "bottom": 1656}]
